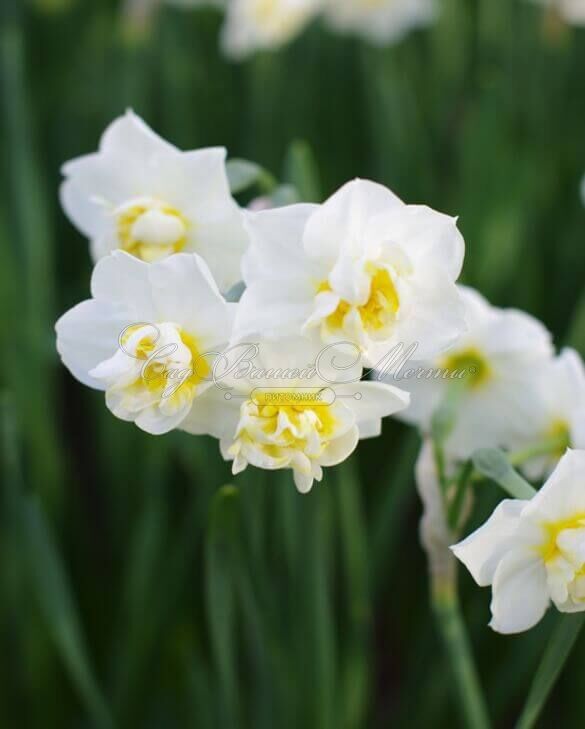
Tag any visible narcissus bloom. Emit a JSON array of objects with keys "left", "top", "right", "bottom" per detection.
[
  {"left": 512, "top": 349, "right": 585, "bottom": 478},
  {"left": 452, "top": 449, "right": 585, "bottom": 634},
  {"left": 393, "top": 286, "right": 554, "bottom": 460},
  {"left": 234, "top": 179, "right": 466, "bottom": 366},
  {"left": 182, "top": 337, "right": 409, "bottom": 492},
  {"left": 60, "top": 111, "right": 248, "bottom": 292},
  {"left": 324, "top": 0, "right": 436, "bottom": 45},
  {"left": 220, "top": 0, "right": 321, "bottom": 59},
  {"left": 56, "top": 251, "right": 233, "bottom": 434}
]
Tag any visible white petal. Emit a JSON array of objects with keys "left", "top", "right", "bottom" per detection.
[
  {"left": 55, "top": 299, "right": 130, "bottom": 389},
  {"left": 356, "top": 419, "right": 381, "bottom": 439},
  {"left": 179, "top": 388, "right": 241, "bottom": 440},
  {"left": 451, "top": 499, "right": 527, "bottom": 587},
  {"left": 489, "top": 549, "right": 549, "bottom": 634},
  {"left": 337, "top": 380, "right": 410, "bottom": 423},
  {"left": 171, "top": 147, "right": 230, "bottom": 210},
  {"left": 293, "top": 468, "right": 315, "bottom": 494},
  {"left": 318, "top": 425, "right": 359, "bottom": 466},
  {"left": 90, "top": 250, "right": 157, "bottom": 320},
  {"left": 524, "top": 449, "right": 585, "bottom": 522},
  {"left": 386, "top": 271, "right": 467, "bottom": 359},
  {"left": 134, "top": 400, "right": 192, "bottom": 435},
  {"left": 147, "top": 253, "right": 233, "bottom": 345},
  {"left": 59, "top": 174, "right": 109, "bottom": 240},
  {"left": 303, "top": 178, "right": 403, "bottom": 263},
  {"left": 368, "top": 204, "right": 464, "bottom": 280},
  {"left": 189, "top": 208, "right": 249, "bottom": 294},
  {"left": 98, "top": 109, "right": 177, "bottom": 160},
  {"left": 233, "top": 277, "right": 313, "bottom": 342},
  {"left": 242, "top": 204, "right": 320, "bottom": 283}
]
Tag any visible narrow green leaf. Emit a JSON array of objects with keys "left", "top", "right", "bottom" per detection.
[
  {"left": 337, "top": 459, "right": 370, "bottom": 729},
  {"left": 1, "top": 399, "right": 113, "bottom": 729},
  {"left": 371, "top": 430, "right": 420, "bottom": 588},
  {"left": 205, "top": 485, "right": 241, "bottom": 728},
  {"left": 284, "top": 140, "right": 322, "bottom": 202},
  {"left": 432, "top": 582, "right": 491, "bottom": 729},
  {"left": 0, "top": 19, "right": 64, "bottom": 511},
  {"left": 515, "top": 614, "right": 585, "bottom": 729}
]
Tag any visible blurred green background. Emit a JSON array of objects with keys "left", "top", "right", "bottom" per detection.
[{"left": 2, "top": 0, "right": 585, "bottom": 727}]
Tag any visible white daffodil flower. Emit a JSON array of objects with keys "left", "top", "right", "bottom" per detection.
[
  {"left": 60, "top": 110, "right": 248, "bottom": 293},
  {"left": 392, "top": 286, "right": 554, "bottom": 460},
  {"left": 510, "top": 348, "right": 585, "bottom": 478},
  {"left": 220, "top": 0, "right": 321, "bottom": 60},
  {"left": 55, "top": 251, "right": 234, "bottom": 435},
  {"left": 181, "top": 337, "right": 409, "bottom": 492},
  {"left": 234, "top": 179, "right": 466, "bottom": 366},
  {"left": 452, "top": 449, "right": 585, "bottom": 634},
  {"left": 324, "top": 0, "right": 436, "bottom": 45},
  {"left": 529, "top": 0, "right": 585, "bottom": 25}
]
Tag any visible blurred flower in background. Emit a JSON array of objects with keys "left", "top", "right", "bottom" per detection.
[
  {"left": 323, "top": 0, "right": 437, "bottom": 45},
  {"left": 220, "top": 0, "right": 322, "bottom": 59},
  {"left": 510, "top": 348, "right": 585, "bottom": 479},
  {"left": 394, "top": 286, "right": 554, "bottom": 460}
]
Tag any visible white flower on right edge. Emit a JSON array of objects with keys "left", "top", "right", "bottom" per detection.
[
  {"left": 235, "top": 179, "right": 466, "bottom": 366},
  {"left": 392, "top": 286, "right": 554, "bottom": 460},
  {"left": 323, "top": 0, "right": 436, "bottom": 45},
  {"left": 220, "top": 0, "right": 322, "bottom": 60},
  {"left": 511, "top": 348, "right": 585, "bottom": 479},
  {"left": 452, "top": 449, "right": 585, "bottom": 634}
]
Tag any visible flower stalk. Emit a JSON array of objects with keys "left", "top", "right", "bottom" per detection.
[
  {"left": 432, "top": 578, "right": 491, "bottom": 729},
  {"left": 417, "top": 442, "right": 490, "bottom": 729}
]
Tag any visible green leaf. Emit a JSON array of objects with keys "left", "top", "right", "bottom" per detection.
[
  {"left": 1, "top": 398, "right": 113, "bottom": 729},
  {"left": 284, "top": 140, "right": 322, "bottom": 202},
  {"left": 515, "top": 614, "right": 585, "bottom": 729},
  {"left": 205, "top": 485, "right": 241, "bottom": 728},
  {"left": 226, "top": 158, "right": 276, "bottom": 195}
]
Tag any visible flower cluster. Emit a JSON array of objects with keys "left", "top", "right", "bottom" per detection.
[
  {"left": 56, "top": 111, "right": 585, "bottom": 637},
  {"left": 56, "top": 111, "right": 465, "bottom": 492}
]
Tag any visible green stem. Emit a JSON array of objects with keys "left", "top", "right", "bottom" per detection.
[
  {"left": 432, "top": 580, "right": 491, "bottom": 729},
  {"left": 515, "top": 614, "right": 585, "bottom": 729},
  {"left": 472, "top": 449, "right": 536, "bottom": 500},
  {"left": 431, "top": 378, "right": 468, "bottom": 490}
]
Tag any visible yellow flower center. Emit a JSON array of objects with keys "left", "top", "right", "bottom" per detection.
[
  {"left": 123, "top": 325, "right": 210, "bottom": 398},
  {"left": 117, "top": 201, "right": 188, "bottom": 262},
  {"left": 439, "top": 347, "right": 492, "bottom": 389},
  {"left": 538, "top": 514, "right": 585, "bottom": 564},
  {"left": 230, "top": 394, "right": 341, "bottom": 464},
  {"left": 258, "top": 402, "right": 338, "bottom": 441},
  {"left": 318, "top": 266, "right": 400, "bottom": 335},
  {"left": 547, "top": 419, "right": 571, "bottom": 457}
]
